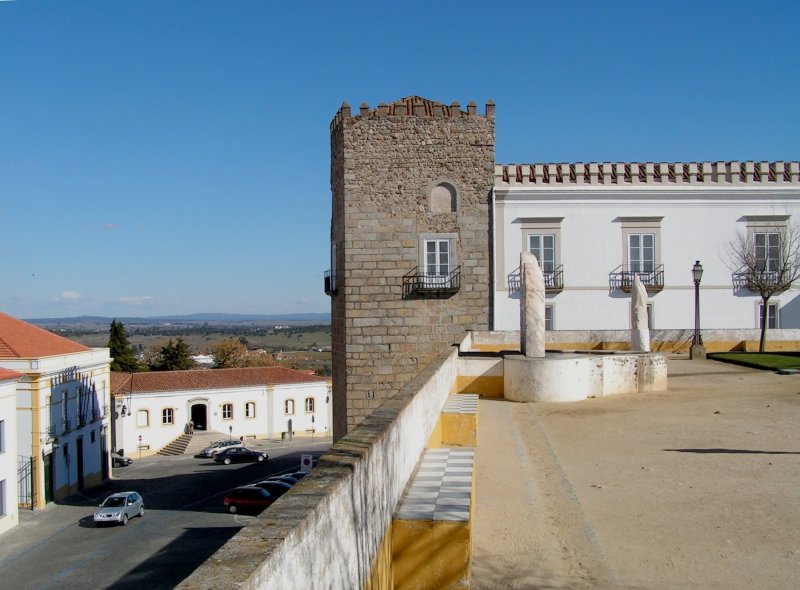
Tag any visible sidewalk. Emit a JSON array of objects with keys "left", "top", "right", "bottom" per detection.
[{"left": 471, "top": 358, "right": 800, "bottom": 589}]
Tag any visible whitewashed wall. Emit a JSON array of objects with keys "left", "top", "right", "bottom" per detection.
[
  {"left": 0, "top": 376, "right": 19, "bottom": 535},
  {"left": 494, "top": 184, "right": 800, "bottom": 332},
  {"left": 114, "top": 381, "right": 331, "bottom": 454}
]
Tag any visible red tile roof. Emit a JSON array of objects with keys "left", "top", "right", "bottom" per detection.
[
  {"left": 0, "top": 312, "right": 90, "bottom": 358},
  {"left": 111, "top": 367, "right": 328, "bottom": 397},
  {"left": 0, "top": 368, "right": 23, "bottom": 381}
]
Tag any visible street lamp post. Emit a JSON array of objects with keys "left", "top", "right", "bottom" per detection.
[{"left": 690, "top": 260, "right": 706, "bottom": 359}]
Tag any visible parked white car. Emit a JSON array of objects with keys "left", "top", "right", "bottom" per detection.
[{"left": 94, "top": 491, "right": 144, "bottom": 526}]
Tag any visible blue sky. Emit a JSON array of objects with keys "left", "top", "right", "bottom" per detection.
[{"left": 1, "top": 1, "right": 798, "bottom": 319}]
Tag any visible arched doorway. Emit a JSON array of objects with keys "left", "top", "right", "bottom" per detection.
[{"left": 190, "top": 403, "right": 208, "bottom": 431}]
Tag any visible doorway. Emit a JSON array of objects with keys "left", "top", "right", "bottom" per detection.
[
  {"left": 76, "top": 437, "right": 85, "bottom": 491},
  {"left": 190, "top": 404, "right": 207, "bottom": 431}
]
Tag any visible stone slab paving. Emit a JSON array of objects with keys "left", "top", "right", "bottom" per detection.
[{"left": 396, "top": 448, "right": 474, "bottom": 522}]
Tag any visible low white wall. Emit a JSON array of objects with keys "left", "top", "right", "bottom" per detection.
[{"left": 176, "top": 345, "right": 460, "bottom": 590}]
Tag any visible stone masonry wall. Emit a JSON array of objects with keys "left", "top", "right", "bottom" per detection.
[{"left": 330, "top": 97, "right": 495, "bottom": 440}]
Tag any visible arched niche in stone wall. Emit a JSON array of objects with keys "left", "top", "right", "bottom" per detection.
[{"left": 430, "top": 181, "right": 458, "bottom": 214}]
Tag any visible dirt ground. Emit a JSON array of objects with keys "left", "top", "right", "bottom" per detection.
[{"left": 471, "top": 357, "right": 800, "bottom": 589}]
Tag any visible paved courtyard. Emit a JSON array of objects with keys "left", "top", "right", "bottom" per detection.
[{"left": 472, "top": 357, "right": 800, "bottom": 589}]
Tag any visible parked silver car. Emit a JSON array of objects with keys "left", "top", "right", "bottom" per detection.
[
  {"left": 94, "top": 491, "right": 144, "bottom": 526},
  {"left": 195, "top": 439, "right": 244, "bottom": 458}
]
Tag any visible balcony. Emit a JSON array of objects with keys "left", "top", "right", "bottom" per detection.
[
  {"left": 507, "top": 265, "right": 564, "bottom": 293},
  {"left": 61, "top": 418, "right": 71, "bottom": 434},
  {"left": 403, "top": 266, "right": 461, "bottom": 298},
  {"left": 732, "top": 268, "right": 791, "bottom": 293},
  {"left": 609, "top": 265, "right": 664, "bottom": 293},
  {"left": 324, "top": 270, "right": 337, "bottom": 296}
]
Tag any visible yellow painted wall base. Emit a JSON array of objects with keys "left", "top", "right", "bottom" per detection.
[
  {"left": 365, "top": 521, "right": 394, "bottom": 590},
  {"left": 392, "top": 519, "right": 471, "bottom": 590},
  {"left": 427, "top": 418, "right": 443, "bottom": 449},
  {"left": 456, "top": 375, "right": 503, "bottom": 398},
  {"left": 441, "top": 414, "right": 477, "bottom": 447}
]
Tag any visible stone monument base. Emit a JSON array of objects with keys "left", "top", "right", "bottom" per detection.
[{"left": 504, "top": 352, "right": 668, "bottom": 403}]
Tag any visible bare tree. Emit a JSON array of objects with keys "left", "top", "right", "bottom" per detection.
[{"left": 726, "top": 224, "right": 800, "bottom": 352}]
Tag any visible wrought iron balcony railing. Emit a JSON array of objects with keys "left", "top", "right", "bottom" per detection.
[
  {"left": 507, "top": 265, "right": 564, "bottom": 293},
  {"left": 732, "top": 268, "right": 791, "bottom": 293},
  {"left": 324, "top": 269, "right": 337, "bottom": 296},
  {"left": 403, "top": 266, "right": 461, "bottom": 298},
  {"left": 609, "top": 265, "right": 665, "bottom": 292},
  {"left": 61, "top": 418, "right": 71, "bottom": 434}
]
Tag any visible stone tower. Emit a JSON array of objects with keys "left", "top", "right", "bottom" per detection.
[{"left": 328, "top": 96, "right": 495, "bottom": 440}]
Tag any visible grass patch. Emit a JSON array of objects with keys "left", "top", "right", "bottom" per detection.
[{"left": 709, "top": 352, "right": 800, "bottom": 371}]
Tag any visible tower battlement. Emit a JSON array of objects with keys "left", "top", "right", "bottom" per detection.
[{"left": 330, "top": 96, "right": 495, "bottom": 132}]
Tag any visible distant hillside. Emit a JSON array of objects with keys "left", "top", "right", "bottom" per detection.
[{"left": 26, "top": 313, "right": 331, "bottom": 327}]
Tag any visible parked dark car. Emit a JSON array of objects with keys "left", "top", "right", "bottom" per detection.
[
  {"left": 223, "top": 486, "right": 278, "bottom": 514},
  {"left": 112, "top": 451, "right": 132, "bottom": 467},
  {"left": 195, "top": 439, "right": 244, "bottom": 458},
  {"left": 213, "top": 447, "right": 268, "bottom": 465},
  {"left": 288, "top": 471, "right": 308, "bottom": 481},
  {"left": 251, "top": 480, "right": 293, "bottom": 499},
  {"left": 266, "top": 474, "right": 299, "bottom": 485}
]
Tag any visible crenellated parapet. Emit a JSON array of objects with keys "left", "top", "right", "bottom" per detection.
[
  {"left": 495, "top": 161, "right": 800, "bottom": 187},
  {"left": 330, "top": 95, "right": 495, "bottom": 132}
]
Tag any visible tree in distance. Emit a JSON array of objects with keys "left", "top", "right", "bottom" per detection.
[
  {"left": 108, "top": 319, "right": 139, "bottom": 372},
  {"left": 210, "top": 337, "right": 293, "bottom": 369},
  {"left": 726, "top": 224, "right": 800, "bottom": 352},
  {"left": 150, "top": 337, "right": 196, "bottom": 371}
]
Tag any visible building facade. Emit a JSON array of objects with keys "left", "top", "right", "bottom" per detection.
[
  {"left": 0, "top": 313, "right": 112, "bottom": 508},
  {"left": 493, "top": 162, "right": 800, "bottom": 335},
  {"left": 328, "top": 97, "right": 800, "bottom": 435},
  {"left": 328, "top": 97, "right": 495, "bottom": 440},
  {"left": 0, "top": 369, "right": 21, "bottom": 535},
  {"left": 111, "top": 367, "right": 331, "bottom": 455}
]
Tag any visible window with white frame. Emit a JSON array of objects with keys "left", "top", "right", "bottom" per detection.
[
  {"left": 544, "top": 305, "right": 554, "bottom": 331},
  {"left": 419, "top": 233, "right": 458, "bottom": 288},
  {"left": 628, "top": 233, "right": 655, "bottom": 273},
  {"left": 620, "top": 218, "right": 662, "bottom": 273},
  {"left": 136, "top": 410, "right": 149, "bottom": 427},
  {"left": 528, "top": 234, "right": 556, "bottom": 272},
  {"left": 0, "top": 479, "right": 5, "bottom": 517},
  {"left": 514, "top": 218, "right": 563, "bottom": 292},
  {"left": 162, "top": 408, "right": 174, "bottom": 425},
  {"left": 760, "top": 302, "right": 779, "bottom": 329},
  {"left": 754, "top": 231, "right": 781, "bottom": 273},
  {"left": 284, "top": 399, "right": 295, "bottom": 415},
  {"left": 245, "top": 402, "right": 256, "bottom": 418},
  {"left": 305, "top": 398, "right": 315, "bottom": 413},
  {"left": 222, "top": 403, "right": 233, "bottom": 420},
  {"left": 0, "top": 419, "right": 4, "bottom": 453}
]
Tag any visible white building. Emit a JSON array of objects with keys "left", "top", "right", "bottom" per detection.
[
  {"left": 111, "top": 367, "right": 332, "bottom": 455},
  {"left": 0, "top": 368, "right": 21, "bottom": 535},
  {"left": 0, "top": 313, "right": 112, "bottom": 508},
  {"left": 493, "top": 161, "right": 800, "bottom": 349}
]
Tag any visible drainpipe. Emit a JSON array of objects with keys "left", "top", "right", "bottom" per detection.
[{"left": 489, "top": 186, "right": 497, "bottom": 330}]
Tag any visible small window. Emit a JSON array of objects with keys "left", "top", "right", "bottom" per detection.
[
  {"left": 305, "top": 398, "right": 315, "bottom": 413},
  {"left": 0, "top": 420, "right": 4, "bottom": 454},
  {"left": 544, "top": 305, "right": 554, "bottom": 331},
  {"left": 284, "top": 399, "right": 295, "bottom": 415},
  {"left": 0, "top": 479, "right": 5, "bottom": 517},
  {"left": 760, "top": 302, "right": 779, "bottom": 329},
  {"left": 91, "top": 430, "right": 96, "bottom": 444},
  {"left": 222, "top": 403, "right": 233, "bottom": 420},
  {"left": 137, "top": 410, "right": 149, "bottom": 428},
  {"left": 245, "top": 402, "right": 256, "bottom": 418},
  {"left": 162, "top": 408, "right": 174, "bottom": 425}
]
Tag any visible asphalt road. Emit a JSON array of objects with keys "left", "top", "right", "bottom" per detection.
[{"left": 0, "top": 438, "right": 331, "bottom": 590}]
